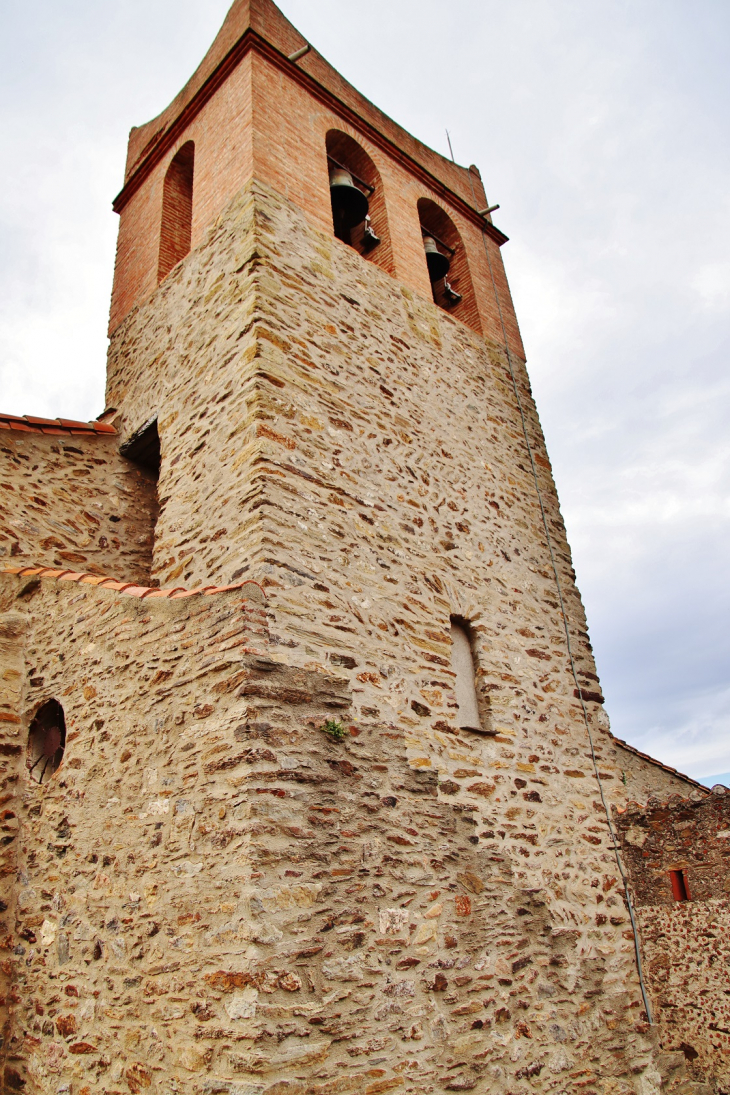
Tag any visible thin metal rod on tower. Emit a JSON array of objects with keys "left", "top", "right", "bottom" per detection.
[{"left": 445, "top": 129, "right": 455, "bottom": 162}]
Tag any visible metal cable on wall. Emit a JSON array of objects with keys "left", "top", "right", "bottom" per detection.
[{"left": 467, "top": 169, "right": 653, "bottom": 1023}]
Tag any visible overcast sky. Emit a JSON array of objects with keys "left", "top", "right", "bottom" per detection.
[{"left": 1, "top": 1, "right": 728, "bottom": 782}]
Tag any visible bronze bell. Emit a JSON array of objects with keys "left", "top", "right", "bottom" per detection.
[
  {"left": 329, "top": 165, "right": 369, "bottom": 237},
  {"left": 361, "top": 215, "right": 380, "bottom": 252},
  {"left": 423, "top": 235, "right": 450, "bottom": 282},
  {"left": 443, "top": 278, "right": 462, "bottom": 306}
]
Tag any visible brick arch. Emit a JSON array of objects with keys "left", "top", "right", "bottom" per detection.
[
  {"left": 417, "top": 197, "right": 481, "bottom": 334},
  {"left": 158, "top": 141, "right": 195, "bottom": 284},
  {"left": 325, "top": 130, "right": 394, "bottom": 275}
]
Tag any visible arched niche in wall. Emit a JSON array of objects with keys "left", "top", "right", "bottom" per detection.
[
  {"left": 417, "top": 198, "right": 481, "bottom": 334},
  {"left": 450, "top": 617, "right": 491, "bottom": 733},
  {"left": 325, "top": 130, "right": 393, "bottom": 275},
  {"left": 158, "top": 141, "right": 195, "bottom": 284},
  {"left": 27, "top": 699, "right": 66, "bottom": 784}
]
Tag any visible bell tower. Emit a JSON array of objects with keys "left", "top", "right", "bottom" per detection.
[{"left": 1, "top": 1, "right": 706, "bottom": 1091}]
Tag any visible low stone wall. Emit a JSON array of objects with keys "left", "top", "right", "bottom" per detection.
[
  {"left": 616, "top": 791, "right": 730, "bottom": 1089},
  {"left": 0, "top": 429, "right": 157, "bottom": 582}
]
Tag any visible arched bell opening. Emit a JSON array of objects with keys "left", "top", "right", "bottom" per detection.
[
  {"left": 158, "top": 141, "right": 195, "bottom": 284},
  {"left": 417, "top": 198, "right": 481, "bottom": 334},
  {"left": 325, "top": 131, "right": 393, "bottom": 275},
  {"left": 27, "top": 699, "right": 66, "bottom": 785}
]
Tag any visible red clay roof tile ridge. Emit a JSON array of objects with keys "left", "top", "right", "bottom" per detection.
[
  {"left": 1, "top": 564, "right": 265, "bottom": 602},
  {"left": 0, "top": 413, "right": 116, "bottom": 436}
]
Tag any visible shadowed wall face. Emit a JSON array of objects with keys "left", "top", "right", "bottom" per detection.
[{"left": 0, "top": 430, "right": 158, "bottom": 580}]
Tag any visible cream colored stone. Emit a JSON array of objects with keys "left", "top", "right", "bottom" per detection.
[
  {"left": 413, "top": 921, "right": 436, "bottom": 945},
  {"left": 625, "top": 825, "right": 648, "bottom": 847},
  {"left": 226, "top": 988, "right": 259, "bottom": 1020},
  {"left": 379, "top": 908, "right": 409, "bottom": 935}
]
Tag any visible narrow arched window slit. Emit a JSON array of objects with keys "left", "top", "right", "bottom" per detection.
[
  {"left": 27, "top": 699, "right": 66, "bottom": 784},
  {"left": 450, "top": 619, "right": 481, "bottom": 732}
]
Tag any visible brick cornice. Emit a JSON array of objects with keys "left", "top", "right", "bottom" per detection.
[{"left": 112, "top": 30, "right": 508, "bottom": 248}]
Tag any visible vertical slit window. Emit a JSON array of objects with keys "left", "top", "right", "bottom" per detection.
[
  {"left": 158, "top": 141, "right": 195, "bottom": 283},
  {"left": 450, "top": 618, "right": 481, "bottom": 731},
  {"left": 669, "top": 869, "right": 689, "bottom": 902}
]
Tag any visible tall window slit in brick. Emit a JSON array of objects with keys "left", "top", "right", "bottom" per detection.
[
  {"left": 27, "top": 699, "right": 66, "bottom": 784},
  {"left": 418, "top": 198, "right": 481, "bottom": 334},
  {"left": 450, "top": 618, "right": 482, "bottom": 732},
  {"left": 325, "top": 131, "right": 394, "bottom": 275},
  {"left": 669, "top": 869, "right": 689, "bottom": 902},
  {"left": 158, "top": 141, "right": 195, "bottom": 283}
]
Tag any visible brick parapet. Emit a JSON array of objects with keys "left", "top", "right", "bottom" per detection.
[{"left": 119, "top": 0, "right": 490, "bottom": 219}]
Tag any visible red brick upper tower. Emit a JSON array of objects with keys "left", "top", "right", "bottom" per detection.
[{"left": 109, "top": 0, "right": 520, "bottom": 356}]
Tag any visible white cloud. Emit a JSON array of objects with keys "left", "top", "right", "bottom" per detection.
[{"left": 693, "top": 262, "right": 730, "bottom": 311}]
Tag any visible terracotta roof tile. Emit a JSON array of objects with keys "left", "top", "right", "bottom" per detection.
[
  {"left": 1, "top": 565, "right": 265, "bottom": 604},
  {"left": 0, "top": 414, "right": 116, "bottom": 437}
]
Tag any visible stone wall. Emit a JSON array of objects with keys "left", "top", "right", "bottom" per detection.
[
  {"left": 1, "top": 17, "right": 710, "bottom": 1083},
  {"left": 0, "top": 428, "right": 157, "bottom": 582},
  {"left": 0, "top": 178, "right": 678, "bottom": 1093},
  {"left": 614, "top": 742, "right": 710, "bottom": 808},
  {"left": 616, "top": 792, "right": 730, "bottom": 1090},
  {"left": 0, "top": 569, "right": 701, "bottom": 1094}
]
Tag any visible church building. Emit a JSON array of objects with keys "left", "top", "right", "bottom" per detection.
[{"left": 1, "top": 3, "right": 727, "bottom": 1091}]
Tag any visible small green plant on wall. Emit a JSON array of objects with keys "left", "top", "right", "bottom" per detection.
[{"left": 321, "top": 718, "right": 347, "bottom": 742}]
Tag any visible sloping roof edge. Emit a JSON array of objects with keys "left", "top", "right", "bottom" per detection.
[
  {"left": 612, "top": 734, "right": 709, "bottom": 795},
  {"left": 1, "top": 565, "right": 265, "bottom": 604},
  {"left": 0, "top": 415, "right": 116, "bottom": 438}
]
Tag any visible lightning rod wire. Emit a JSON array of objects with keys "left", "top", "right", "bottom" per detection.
[{"left": 466, "top": 168, "right": 653, "bottom": 1024}]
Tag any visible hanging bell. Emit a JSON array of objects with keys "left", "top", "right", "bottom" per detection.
[
  {"left": 329, "top": 165, "right": 369, "bottom": 237},
  {"left": 423, "top": 235, "right": 450, "bottom": 282},
  {"left": 443, "top": 278, "right": 462, "bottom": 306},
  {"left": 361, "top": 215, "right": 381, "bottom": 252}
]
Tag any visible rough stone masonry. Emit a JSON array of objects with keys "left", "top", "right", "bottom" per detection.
[{"left": 1, "top": 1, "right": 727, "bottom": 1093}]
